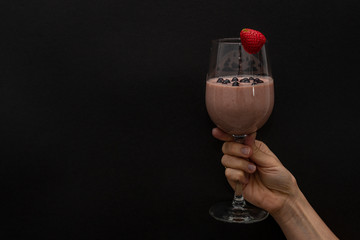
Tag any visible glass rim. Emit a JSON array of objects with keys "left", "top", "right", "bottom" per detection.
[
  {"left": 212, "top": 38, "right": 241, "bottom": 43},
  {"left": 212, "top": 38, "right": 269, "bottom": 44}
]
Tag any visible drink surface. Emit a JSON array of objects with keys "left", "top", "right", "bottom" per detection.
[{"left": 205, "top": 76, "right": 274, "bottom": 135}]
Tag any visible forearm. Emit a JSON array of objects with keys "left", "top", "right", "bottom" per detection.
[{"left": 272, "top": 189, "right": 338, "bottom": 240}]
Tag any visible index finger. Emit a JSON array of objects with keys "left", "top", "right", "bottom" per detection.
[
  {"left": 212, "top": 128, "right": 233, "bottom": 141},
  {"left": 212, "top": 128, "right": 257, "bottom": 144}
]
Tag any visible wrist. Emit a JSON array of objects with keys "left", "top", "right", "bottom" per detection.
[
  {"left": 271, "top": 186, "right": 306, "bottom": 224},
  {"left": 271, "top": 185, "right": 339, "bottom": 240},
  {"left": 266, "top": 171, "right": 301, "bottom": 221}
]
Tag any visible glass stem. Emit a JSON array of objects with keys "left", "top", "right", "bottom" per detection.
[
  {"left": 232, "top": 134, "right": 247, "bottom": 209},
  {"left": 232, "top": 183, "right": 246, "bottom": 208}
]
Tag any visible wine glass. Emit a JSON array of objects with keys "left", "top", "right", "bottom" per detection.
[{"left": 205, "top": 38, "right": 274, "bottom": 223}]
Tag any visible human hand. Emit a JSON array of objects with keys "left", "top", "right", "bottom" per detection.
[{"left": 212, "top": 128, "right": 299, "bottom": 215}]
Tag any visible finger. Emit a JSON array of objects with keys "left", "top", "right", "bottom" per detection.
[
  {"left": 225, "top": 168, "right": 249, "bottom": 185},
  {"left": 222, "top": 142, "right": 252, "bottom": 158},
  {"left": 221, "top": 155, "right": 257, "bottom": 173},
  {"left": 212, "top": 128, "right": 233, "bottom": 142}
]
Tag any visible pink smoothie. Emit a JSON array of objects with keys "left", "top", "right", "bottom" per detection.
[{"left": 206, "top": 76, "right": 274, "bottom": 135}]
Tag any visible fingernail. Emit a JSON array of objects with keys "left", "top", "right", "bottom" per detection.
[
  {"left": 241, "top": 147, "right": 250, "bottom": 155},
  {"left": 248, "top": 164, "right": 256, "bottom": 172}
]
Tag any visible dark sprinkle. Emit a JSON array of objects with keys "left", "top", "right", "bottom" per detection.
[
  {"left": 251, "top": 82, "right": 257, "bottom": 85},
  {"left": 231, "top": 77, "right": 238, "bottom": 82},
  {"left": 240, "top": 78, "right": 250, "bottom": 83},
  {"left": 232, "top": 81, "right": 239, "bottom": 86},
  {"left": 223, "top": 79, "right": 231, "bottom": 84},
  {"left": 249, "top": 77, "right": 255, "bottom": 81},
  {"left": 254, "top": 78, "right": 264, "bottom": 83},
  {"left": 217, "top": 78, "right": 224, "bottom": 83}
]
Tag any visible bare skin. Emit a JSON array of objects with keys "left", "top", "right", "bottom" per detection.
[{"left": 212, "top": 128, "right": 338, "bottom": 240}]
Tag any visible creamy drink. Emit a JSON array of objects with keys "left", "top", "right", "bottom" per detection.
[{"left": 206, "top": 76, "right": 274, "bottom": 135}]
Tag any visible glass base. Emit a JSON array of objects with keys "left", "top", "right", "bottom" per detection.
[{"left": 209, "top": 201, "right": 269, "bottom": 223}]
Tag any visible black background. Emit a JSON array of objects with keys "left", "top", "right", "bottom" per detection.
[{"left": 1, "top": 0, "right": 360, "bottom": 239}]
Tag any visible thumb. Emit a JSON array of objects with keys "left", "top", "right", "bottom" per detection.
[{"left": 246, "top": 135, "right": 280, "bottom": 167}]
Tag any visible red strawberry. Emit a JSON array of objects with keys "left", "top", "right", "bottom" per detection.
[{"left": 240, "top": 28, "right": 266, "bottom": 54}]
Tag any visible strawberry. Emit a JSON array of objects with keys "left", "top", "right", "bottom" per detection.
[{"left": 240, "top": 28, "right": 266, "bottom": 54}]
